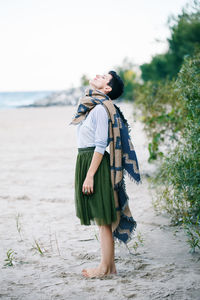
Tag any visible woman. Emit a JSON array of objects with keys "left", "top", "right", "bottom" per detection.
[{"left": 70, "top": 71, "right": 141, "bottom": 278}]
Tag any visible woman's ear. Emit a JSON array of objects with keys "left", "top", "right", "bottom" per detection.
[{"left": 104, "top": 85, "right": 112, "bottom": 93}]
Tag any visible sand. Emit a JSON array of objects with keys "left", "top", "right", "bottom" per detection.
[{"left": 0, "top": 103, "right": 199, "bottom": 300}]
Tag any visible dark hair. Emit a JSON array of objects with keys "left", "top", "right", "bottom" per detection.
[{"left": 107, "top": 70, "right": 124, "bottom": 100}]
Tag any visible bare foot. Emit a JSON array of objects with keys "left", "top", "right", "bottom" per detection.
[
  {"left": 82, "top": 264, "right": 117, "bottom": 278},
  {"left": 111, "top": 262, "right": 117, "bottom": 274}
]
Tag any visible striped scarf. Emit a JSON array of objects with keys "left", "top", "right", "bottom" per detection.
[{"left": 70, "top": 88, "right": 141, "bottom": 243}]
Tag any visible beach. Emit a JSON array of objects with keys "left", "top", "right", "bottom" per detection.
[{"left": 0, "top": 103, "right": 200, "bottom": 300}]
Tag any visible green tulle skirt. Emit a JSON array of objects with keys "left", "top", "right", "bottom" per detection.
[{"left": 74, "top": 146, "right": 117, "bottom": 226}]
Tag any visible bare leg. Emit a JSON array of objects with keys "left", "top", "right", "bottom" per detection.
[{"left": 82, "top": 224, "right": 117, "bottom": 278}]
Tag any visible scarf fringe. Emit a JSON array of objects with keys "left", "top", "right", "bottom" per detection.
[
  {"left": 114, "top": 169, "right": 142, "bottom": 192},
  {"left": 114, "top": 103, "right": 141, "bottom": 183},
  {"left": 113, "top": 215, "right": 137, "bottom": 245},
  {"left": 114, "top": 104, "right": 129, "bottom": 128},
  {"left": 114, "top": 104, "right": 132, "bottom": 136},
  {"left": 125, "top": 169, "right": 142, "bottom": 185}
]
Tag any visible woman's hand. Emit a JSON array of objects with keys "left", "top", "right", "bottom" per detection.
[
  {"left": 82, "top": 174, "right": 94, "bottom": 195},
  {"left": 82, "top": 151, "right": 103, "bottom": 195}
]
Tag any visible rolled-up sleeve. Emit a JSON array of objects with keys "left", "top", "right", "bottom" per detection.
[{"left": 93, "top": 105, "right": 108, "bottom": 155}]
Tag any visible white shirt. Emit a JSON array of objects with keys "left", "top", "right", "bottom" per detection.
[{"left": 76, "top": 104, "right": 109, "bottom": 154}]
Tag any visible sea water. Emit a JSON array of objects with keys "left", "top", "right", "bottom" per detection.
[{"left": 0, "top": 90, "right": 55, "bottom": 109}]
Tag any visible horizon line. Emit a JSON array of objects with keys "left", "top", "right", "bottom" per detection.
[{"left": 0, "top": 86, "right": 82, "bottom": 93}]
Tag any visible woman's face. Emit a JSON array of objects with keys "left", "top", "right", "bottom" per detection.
[{"left": 89, "top": 73, "right": 112, "bottom": 94}]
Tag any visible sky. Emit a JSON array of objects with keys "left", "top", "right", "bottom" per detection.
[{"left": 0, "top": 0, "right": 189, "bottom": 92}]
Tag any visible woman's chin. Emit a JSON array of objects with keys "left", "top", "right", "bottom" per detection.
[{"left": 89, "top": 82, "right": 97, "bottom": 89}]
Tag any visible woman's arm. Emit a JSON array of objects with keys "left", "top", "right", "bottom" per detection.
[
  {"left": 82, "top": 152, "right": 103, "bottom": 195},
  {"left": 82, "top": 105, "right": 109, "bottom": 195}
]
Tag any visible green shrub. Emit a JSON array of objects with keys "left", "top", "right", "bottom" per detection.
[
  {"left": 156, "top": 53, "right": 200, "bottom": 221},
  {"left": 135, "top": 80, "right": 185, "bottom": 161},
  {"left": 135, "top": 53, "right": 200, "bottom": 251}
]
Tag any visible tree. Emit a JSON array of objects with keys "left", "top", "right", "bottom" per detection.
[
  {"left": 141, "top": 0, "right": 200, "bottom": 81},
  {"left": 80, "top": 74, "right": 89, "bottom": 86},
  {"left": 115, "top": 58, "right": 138, "bottom": 101}
]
